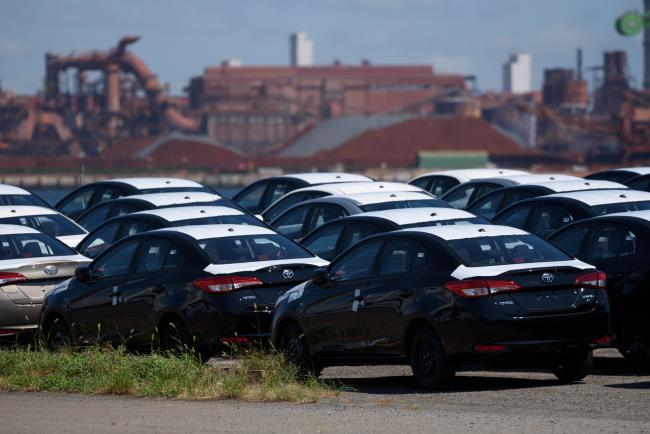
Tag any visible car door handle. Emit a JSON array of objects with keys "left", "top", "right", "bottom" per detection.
[{"left": 399, "top": 289, "right": 414, "bottom": 298}]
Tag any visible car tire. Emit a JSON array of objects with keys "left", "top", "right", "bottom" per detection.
[
  {"left": 552, "top": 349, "right": 593, "bottom": 383},
  {"left": 159, "top": 317, "right": 194, "bottom": 356},
  {"left": 45, "top": 318, "right": 71, "bottom": 351},
  {"left": 617, "top": 314, "right": 650, "bottom": 369},
  {"left": 409, "top": 327, "right": 454, "bottom": 389},
  {"left": 278, "top": 322, "right": 322, "bottom": 377}
]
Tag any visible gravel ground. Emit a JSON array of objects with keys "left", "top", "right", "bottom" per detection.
[{"left": 1, "top": 349, "right": 648, "bottom": 434}]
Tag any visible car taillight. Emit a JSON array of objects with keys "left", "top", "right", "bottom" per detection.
[
  {"left": 0, "top": 272, "right": 27, "bottom": 287},
  {"left": 574, "top": 271, "right": 607, "bottom": 289},
  {"left": 192, "top": 276, "right": 263, "bottom": 294},
  {"left": 444, "top": 279, "right": 521, "bottom": 298}
]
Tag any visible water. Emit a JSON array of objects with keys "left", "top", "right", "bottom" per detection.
[{"left": 31, "top": 186, "right": 242, "bottom": 206}]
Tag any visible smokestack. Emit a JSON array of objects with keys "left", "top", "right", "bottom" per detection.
[
  {"left": 645, "top": 0, "right": 650, "bottom": 88},
  {"left": 576, "top": 48, "right": 583, "bottom": 81}
]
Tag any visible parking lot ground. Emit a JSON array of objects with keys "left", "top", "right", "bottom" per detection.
[{"left": 1, "top": 349, "right": 648, "bottom": 433}]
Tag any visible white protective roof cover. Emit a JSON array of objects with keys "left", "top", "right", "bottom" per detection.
[
  {"left": 134, "top": 206, "right": 244, "bottom": 222},
  {"left": 402, "top": 224, "right": 527, "bottom": 241},
  {"left": 161, "top": 224, "right": 275, "bottom": 240},
  {"left": 109, "top": 177, "right": 205, "bottom": 189},
  {"left": 353, "top": 207, "right": 478, "bottom": 226},
  {"left": 498, "top": 174, "right": 581, "bottom": 184},
  {"left": 125, "top": 192, "right": 222, "bottom": 207},
  {"left": 282, "top": 181, "right": 422, "bottom": 197},
  {"left": 529, "top": 179, "right": 627, "bottom": 193},
  {"left": 546, "top": 189, "right": 650, "bottom": 206},
  {"left": 280, "top": 173, "right": 372, "bottom": 184},
  {"left": 611, "top": 167, "right": 650, "bottom": 176},
  {"left": 0, "top": 184, "right": 32, "bottom": 195},
  {"left": 411, "top": 168, "right": 528, "bottom": 184},
  {"left": 337, "top": 191, "right": 433, "bottom": 206},
  {"left": 0, "top": 205, "right": 57, "bottom": 218},
  {"left": 598, "top": 210, "right": 650, "bottom": 222}
]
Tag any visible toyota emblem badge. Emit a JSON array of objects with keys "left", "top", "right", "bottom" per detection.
[
  {"left": 282, "top": 269, "right": 295, "bottom": 279},
  {"left": 541, "top": 272, "right": 555, "bottom": 283},
  {"left": 44, "top": 265, "right": 58, "bottom": 276}
]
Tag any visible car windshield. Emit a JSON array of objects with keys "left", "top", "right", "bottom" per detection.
[
  {"left": 171, "top": 214, "right": 266, "bottom": 227},
  {"left": 591, "top": 200, "right": 650, "bottom": 215},
  {"left": 198, "top": 234, "right": 313, "bottom": 264},
  {"left": 360, "top": 199, "right": 449, "bottom": 212},
  {"left": 401, "top": 217, "right": 490, "bottom": 228},
  {"left": 447, "top": 234, "right": 571, "bottom": 267},
  {"left": 0, "top": 233, "right": 75, "bottom": 260},
  {"left": 0, "top": 214, "right": 85, "bottom": 236},
  {"left": 0, "top": 195, "right": 51, "bottom": 207}
]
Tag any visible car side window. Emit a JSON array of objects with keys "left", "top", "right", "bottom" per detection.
[
  {"left": 272, "top": 205, "right": 311, "bottom": 239},
  {"left": 135, "top": 239, "right": 173, "bottom": 274},
  {"left": 444, "top": 185, "right": 476, "bottom": 209},
  {"left": 468, "top": 192, "right": 504, "bottom": 219},
  {"left": 495, "top": 205, "right": 532, "bottom": 228},
  {"left": 109, "top": 203, "right": 138, "bottom": 218},
  {"left": 432, "top": 177, "right": 459, "bottom": 197},
  {"left": 92, "top": 240, "right": 139, "bottom": 280},
  {"left": 303, "top": 223, "right": 346, "bottom": 260},
  {"left": 163, "top": 243, "right": 186, "bottom": 269},
  {"left": 95, "top": 186, "right": 124, "bottom": 203},
  {"left": 117, "top": 220, "right": 153, "bottom": 239},
  {"left": 267, "top": 182, "right": 295, "bottom": 206},
  {"left": 235, "top": 183, "right": 267, "bottom": 212},
  {"left": 550, "top": 225, "right": 590, "bottom": 257},
  {"left": 79, "top": 222, "right": 121, "bottom": 258},
  {"left": 308, "top": 205, "right": 346, "bottom": 232},
  {"left": 59, "top": 187, "right": 94, "bottom": 216},
  {"left": 338, "top": 222, "right": 383, "bottom": 253},
  {"left": 378, "top": 239, "right": 430, "bottom": 277},
  {"left": 410, "top": 177, "right": 430, "bottom": 191},
  {"left": 528, "top": 205, "right": 574, "bottom": 237},
  {"left": 78, "top": 205, "right": 111, "bottom": 231},
  {"left": 586, "top": 224, "right": 639, "bottom": 261},
  {"left": 330, "top": 240, "right": 382, "bottom": 282}
]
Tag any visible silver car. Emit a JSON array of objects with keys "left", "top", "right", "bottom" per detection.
[{"left": 0, "top": 224, "right": 89, "bottom": 339}]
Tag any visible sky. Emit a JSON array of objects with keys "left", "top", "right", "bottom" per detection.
[{"left": 0, "top": 0, "right": 644, "bottom": 95}]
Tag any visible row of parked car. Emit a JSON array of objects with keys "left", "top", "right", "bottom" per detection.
[{"left": 0, "top": 167, "right": 649, "bottom": 389}]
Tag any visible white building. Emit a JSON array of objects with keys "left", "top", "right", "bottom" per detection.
[
  {"left": 503, "top": 53, "right": 532, "bottom": 94},
  {"left": 290, "top": 32, "right": 314, "bottom": 66}
]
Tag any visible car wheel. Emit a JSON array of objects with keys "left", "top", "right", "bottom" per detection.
[
  {"left": 45, "top": 318, "right": 71, "bottom": 351},
  {"left": 552, "top": 349, "right": 593, "bottom": 383},
  {"left": 159, "top": 317, "right": 194, "bottom": 356},
  {"left": 409, "top": 327, "right": 453, "bottom": 389},
  {"left": 278, "top": 323, "right": 321, "bottom": 377},
  {"left": 617, "top": 314, "right": 650, "bottom": 369}
]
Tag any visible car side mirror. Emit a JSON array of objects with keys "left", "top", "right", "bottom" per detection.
[
  {"left": 75, "top": 266, "right": 92, "bottom": 283},
  {"left": 312, "top": 268, "right": 330, "bottom": 287}
]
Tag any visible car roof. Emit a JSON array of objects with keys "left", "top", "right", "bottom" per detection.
[
  {"left": 122, "top": 192, "right": 223, "bottom": 207},
  {"left": 400, "top": 224, "right": 528, "bottom": 241},
  {"left": 411, "top": 168, "right": 528, "bottom": 183},
  {"left": 108, "top": 177, "right": 205, "bottom": 189},
  {"left": 157, "top": 224, "right": 275, "bottom": 240},
  {"left": 276, "top": 173, "right": 372, "bottom": 184},
  {"left": 0, "top": 205, "right": 57, "bottom": 218},
  {"left": 351, "top": 207, "right": 477, "bottom": 226},
  {"left": 0, "top": 223, "right": 41, "bottom": 235},
  {"left": 133, "top": 205, "right": 244, "bottom": 222},
  {"left": 329, "top": 190, "right": 433, "bottom": 206},
  {"left": 283, "top": 181, "right": 422, "bottom": 196},
  {"left": 597, "top": 167, "right": 650, "bottom": 176},
  {"left": 526, "top": 179, "right": 627, "bottom": 192},
  {"left": 545, "top": 189, "right": 650, "bottom": 206},
  {"left": 493, "top": 174, "right": 581, "bottom": 184},
  {"left": 0, "top": 184, "right": 32, "bottom": 195}
]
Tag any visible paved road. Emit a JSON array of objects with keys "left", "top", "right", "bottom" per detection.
[{"left": 1, "top": 350, "right": 648, "bottom": 433}]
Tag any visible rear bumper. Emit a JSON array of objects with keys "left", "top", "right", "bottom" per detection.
[{"left": 0, "top": 297, "right": 42, "bottom": 329}]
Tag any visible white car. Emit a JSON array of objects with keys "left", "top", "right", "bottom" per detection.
[
  {"left": 233, "top": 172, "right": 373, "bottom": 214},
  {"left": 0, "top": 224, "right": 89, "bottom": 338},
  {"left": 261, "top": 181, "right": 425, "bottom": 222},
  {"left": 0, "top": 184, "right": 52, "bottom": 208},
  {"left": 0, "top": 206, "right": 87, "bottom": 248},
  {"left": 409, "top": 168, "right": 529, "bottom": 197}
]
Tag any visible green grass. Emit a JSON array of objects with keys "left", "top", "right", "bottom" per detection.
[{"left": 0, "top": 347, "right": 337, "bottom": 402}]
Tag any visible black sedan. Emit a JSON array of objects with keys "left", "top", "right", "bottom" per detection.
[
  {"left": 40, "top": 224, "right": 328, "bottom": 356},
  {"left": 272, "top": 225, "right": 610, "bottom": 389},
  {"left": 56, "top": 177, "right": 213, "bottom": 219},
  {"left": 76, "top": 192, "right": 236, "bottom": 231},
  {"left": 301, "top": 207, "right": 489, "bottom": 261},
  {"left": 585, "top": 167, "right": 650, "bottom": 184},
  {"left": 76, "top": 205, "right": 268, "bottom": 258},
  {"left": 548, "top": 210, "right": 650, "bottom": 367},
  {"left": 269, "top": 191, "right": 449, "bottom": 240},
  {"left": 493, "top": 189, "right": 650, "bottom": 238}
]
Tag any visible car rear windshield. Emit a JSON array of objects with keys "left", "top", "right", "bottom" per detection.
[
  {"left": 401, "top": 217, "right": 490, "bottom": 228},
  {"left": 171, "top": 214, "right": 266, "bottom": 228},
  {"left": 447, "top": 234, "right": 571, "bottom": 267},
  {"left": 0, "top": 214, "right": 85, "bottom": 236},
  {"left": 592, "top": 200, "right": 650, "bottom": 215},
  {"left": 198, "top": 234, "right": 313, "bottom": 264},
  {"left": 0, "top": 233, "right": 75, "bottom": 260},
  {"left": 360, "top": 199, "right": 449, "bottom": 212}
]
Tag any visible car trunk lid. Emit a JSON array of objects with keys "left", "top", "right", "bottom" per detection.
[{"left": 1, "top": 259, "right": 84, "bottom": 304}]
